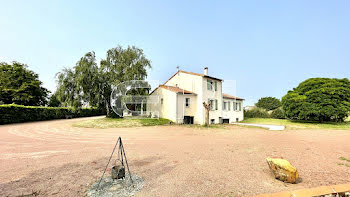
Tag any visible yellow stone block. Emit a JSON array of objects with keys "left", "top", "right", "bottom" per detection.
[{"left": 266, "top": 157, "right": 298, "bottom": 183}]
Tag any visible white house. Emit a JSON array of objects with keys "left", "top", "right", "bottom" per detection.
[{"left": 147, "top": 67, "right": 244, "bottom": 124}]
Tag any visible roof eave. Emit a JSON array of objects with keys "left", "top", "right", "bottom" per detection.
[{"left": 203, "top": 75, "right": 223, "bottom": 81}]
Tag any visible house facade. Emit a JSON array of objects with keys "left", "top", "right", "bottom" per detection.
[{"left": 147, "top": 67, "right": 244, "bottom": 124}]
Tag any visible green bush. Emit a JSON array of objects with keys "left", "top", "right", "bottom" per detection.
[
  {"left": 244, "top": 107, "right": 269, "bottom": 118},
  {"left": 270, "top": 108, "right": 285, "bottom": 119},
  {"left": 0, "top": 104, "right": 105, "bottom": 124},
  {"left": 282, "top": 78, "right": 350, "bottom": 122}
]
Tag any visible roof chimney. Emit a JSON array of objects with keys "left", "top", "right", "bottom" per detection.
[{"left": 204, "top": 67, "right": 208, "bottom": 75}]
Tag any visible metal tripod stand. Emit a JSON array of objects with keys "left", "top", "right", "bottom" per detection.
[{"left": 96, "top": 137, "right": 134, "bottom": 190}]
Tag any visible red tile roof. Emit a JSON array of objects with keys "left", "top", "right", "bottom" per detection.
[{"left": 222, "top": 93, "right": 244, "bottom": 100}]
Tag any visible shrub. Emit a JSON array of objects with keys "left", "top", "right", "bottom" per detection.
[
  {"left": 270, "top": 108, "right": 285, "bottom": 119},
  {"left": 256, "top": 97, "right": 281, "bottom": 110},
  {"left": 244, "top": 107, "right": 269, "bottom": 118},
  {"left": 0, "top": 104, "right": 105, "bottom": 124}
]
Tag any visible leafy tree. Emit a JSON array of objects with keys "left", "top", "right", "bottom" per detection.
[
  {"left": 256, "top": 97, "right": 281, "bottom": 110},
  {"left": 0, "top": 62, "right": 49, "bottom": 106},
  {"left": 56, "top": 52, "right": 100, "bottom": 108},
  {"left": 100, "top": 45, "right": 151, "bottom": 116},
  {"left": 48, "top": 92, "right": 61, "bottom": 107},
  {"left": 282, "top": 78, "right": 350, "bottom": 122},
  {"left": 56, "top": 45, "right": 152, "bottom": 116}
]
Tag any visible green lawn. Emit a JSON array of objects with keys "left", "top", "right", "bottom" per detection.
[
  {"left": 241, "top": 118, "right": 350, "bottom": 130},
  {"left": 73, "top": 117, "right": 171, "bottom": 128}
]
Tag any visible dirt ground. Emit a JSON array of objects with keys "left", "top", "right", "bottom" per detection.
[{"left": 1, "top": 117, "right": 350, "bottom": 197}]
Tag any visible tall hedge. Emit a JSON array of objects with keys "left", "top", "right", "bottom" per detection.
[
  {"left": 270, "top": 108, "right": 285, "bottom": 119},
  {"left": 244, "top": 107, "right": 270, "bottom": 118},
  {"left": 0, "top": 104, "right": 105, "bottom": 124}
]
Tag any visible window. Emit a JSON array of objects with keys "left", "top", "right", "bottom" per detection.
[
  {"left": 208, "top": 99, "right": 214, "bottom": 110},
  {"left": 211, "top": 119, "right": 215, "bottom": 124},
  {"left": 239, "top": 103, "right": 241, "bottom": 111},
  {"left": 185, "top": 98, "right": 190, "bottom": 107},
  {"left": 233, "top": 102, "right": 237, "bottom": 111},
  {"left": 228, "top": 102, "right": 231, "bottom": 110},
  {"left": 161, "top": 98, "right": 163, "bottom": 105},
  {"left": 223, "top": 102, "right": 227, "bottom": 110},
  {"left": 207, "top": 79, "right": 213, "bottom": 90},
  {"left": 215, "top": 99, "right": 218, "bottom": 110}
]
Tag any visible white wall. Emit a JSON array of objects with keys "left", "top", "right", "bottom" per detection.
[
  {"left": 222, "top": 99, "right": 244, "bottom": 122},
  {"left": 147, "top": 88, "right": 178, "bottom": 122},
  {"left": 165, "top": 72, "right": 203, "bottom": 124},
  {"left": 202, "top": 77, "right": 223, "bottom": 124},
  {"left": 177, "top": 94, "right": 197, "bottom": 120}
]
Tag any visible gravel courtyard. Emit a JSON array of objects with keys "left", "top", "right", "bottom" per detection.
[{"left": 1, "top": 117, "right": 350, "bottom": 196}]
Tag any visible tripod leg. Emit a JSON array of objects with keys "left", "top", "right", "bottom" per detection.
[
  {"left": 120, "top": 139, "right": 134, "bottom": 186},
  {"left": 96, "top": 137, "right": 121, "bottom": 190}
]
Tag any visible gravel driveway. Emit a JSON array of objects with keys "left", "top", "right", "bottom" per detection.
[{"left": 0, "top": 117, "right": 350, "bottom": 196}]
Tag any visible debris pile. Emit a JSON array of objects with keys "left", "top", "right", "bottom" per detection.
[{"left": 88, "top": 175, "right": 144, "bottom": 197}]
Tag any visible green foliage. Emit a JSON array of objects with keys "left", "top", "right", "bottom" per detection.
[
  {"left": 56, "top": 52, "right": 100, "bottom": 108},
  {"left": 56, "top": 45, "right": 152, "bottom": 117},
  {"left": 282, "top": 78, "right": 350, "bottom": 122},
  {"left": 0, "top": 104, "right": 105, "bottom": 124},
  {"left": 100, "top": 45, "right": 152, "bottom": 117},
  {"left": 48, "top": 92, "right": 61, "bottom": 107},
  {"left": 270, "top": 108, "right": 285, "bottom": 119},
  {"left": 256, "top": 97, "right": 281, "bottom": 110},
  {"left": 244, "top": 107, "right": 269, "bottom": 118},
  {"left": 0, "top": 62, "right": 49, "bottom": 106}
]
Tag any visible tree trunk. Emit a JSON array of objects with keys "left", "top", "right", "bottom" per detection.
[
  {"left": 105, "top": 99, "right": 110, "bottom": 117},
  {"left": 206, "top": 109, "right": 209, "bottom": 126},
  {"left": 203, "top": 102, "right": 210, "bottom": 126}
]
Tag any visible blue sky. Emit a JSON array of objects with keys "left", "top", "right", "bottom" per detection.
[{"left": 1, "top": 0, "right": 349, "bottom": 106}]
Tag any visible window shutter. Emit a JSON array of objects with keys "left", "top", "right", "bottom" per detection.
[
  {"left": 215, "top": 99, "right": 218, "bottom": 110},
  {"left": 228, "top": 102, "right": 231, "bottom": 110},
  {"left": 214, "top": 81, "right": 217, "bottom": 91}
]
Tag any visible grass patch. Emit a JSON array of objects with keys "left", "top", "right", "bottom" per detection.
[
  {"left": 337, "top": 162, "right": 350, "bottom": 167},
  {"left": 339, "top": 156, "right": 350, "bottom": 162},
  {"left": 241, "top": 118, "right": 350, "bottom": 130},
  {"left": 73, "top": 117, "right": 171, "bottom": 128}
]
